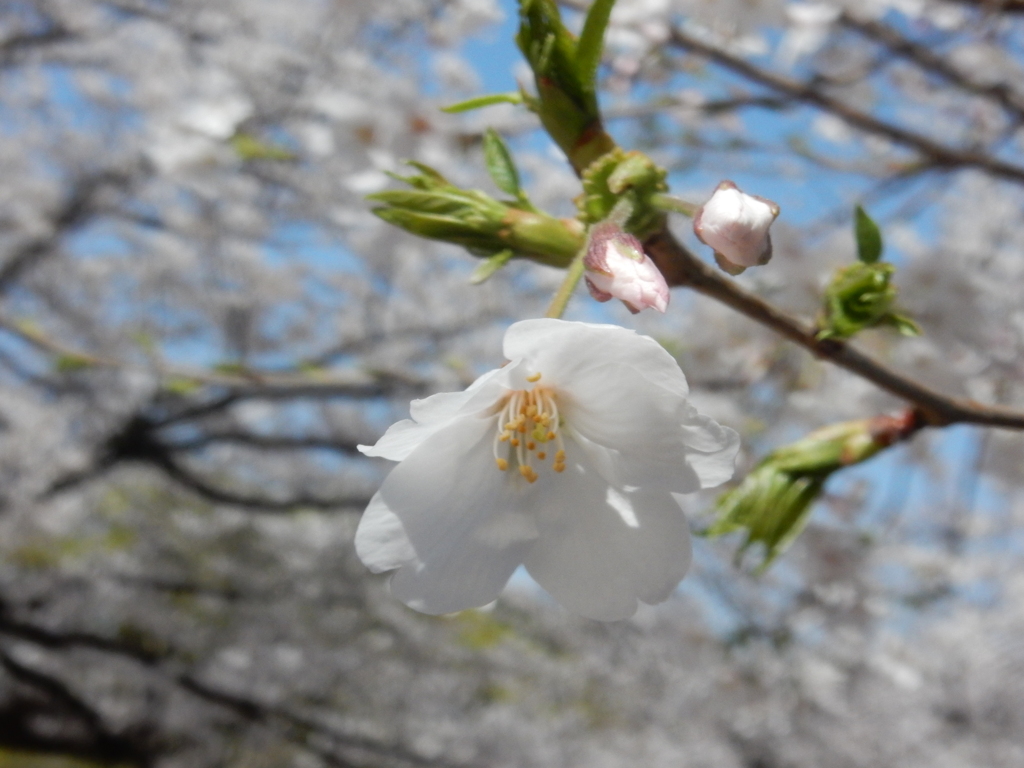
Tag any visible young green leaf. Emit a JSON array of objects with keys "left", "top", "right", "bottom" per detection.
[
  {"left": 441, "top": 92, "right": 524, "bottom": 113},
  {"left": 575, "top": 0, "right": 617, "bottom": 93},
  {"left": 469, "top": 249, "right": 514, "bottom": 285},
  {"left": 888, "top": 313, "right": 923, "bottom": 337},
  {"left": 482, "top": 128, "right": 521, "bottom": 197},
  {"left": 854, "top": 204, "right": 883, "bottom": 264}
]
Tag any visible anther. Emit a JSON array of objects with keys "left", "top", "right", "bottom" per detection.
[
  {"left": 510, "top": 438, "right": 520, "bottom": 447},
  {"left": 537, "top": 451, "right": 546, "bottom": 460},
  {"left": 495, "top": 458, "right": 508, "bottom": 471},
  {"left": 527, "top": 372, "right": 542, "bottom": 382},
  {"left": 527, "top": 441, "right": 536, "bottom": 451}
]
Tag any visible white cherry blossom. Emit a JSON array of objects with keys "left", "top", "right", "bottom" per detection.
[{"left": 355, "top": 319, "right": 739, "bottom": 621}]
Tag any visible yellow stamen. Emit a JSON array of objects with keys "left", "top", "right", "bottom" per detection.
[
  {"left": 526, "top": 372, "right": 542, "bottom": 382},
  {"left": 492, "top": 382, "right": 569, "bottom": 481}
]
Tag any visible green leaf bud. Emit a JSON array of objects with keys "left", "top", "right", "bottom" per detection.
[
  {"left": 575, "top": 148, "right": 668, "bottom": 239},
  {"left": 707, "top": 412, "right": 923, "bottom": 570},
  {"left": 818, "top": 262, "right": 899, "bottom": 340},
  {"left": 368, "top": 162, "right": 584, "bottom": 268}
]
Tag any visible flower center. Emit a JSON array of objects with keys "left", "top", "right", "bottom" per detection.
[{"left": 493, "top": 372, "right": 566, "bottom": 483}]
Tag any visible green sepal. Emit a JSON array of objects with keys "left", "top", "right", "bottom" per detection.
[
  {"left": 469, "top": 249, "right": 515, "bottom": 284},
  {"left": 441, "top": 92, "right": 524, "bottom": 113},
  {"left": 854, "top": 205, "right": 883, "bottom": 264}
]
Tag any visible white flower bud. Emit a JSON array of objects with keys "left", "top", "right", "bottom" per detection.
[
  {"left": 583, "top": 221, "right": 670, "bottom": 314},
  {"left": 694, "top": 181, "right": 780, "bottom": 275}
]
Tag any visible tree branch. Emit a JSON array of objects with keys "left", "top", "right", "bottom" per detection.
[
  {"left": 0, "top": 648, "right": 150, "bottom": 765},
  {"left": 838, "top": 12, "right": 1024, "bottom": 121},
  {"left": 667, "top": 27, "right": 1024, "bottom": 185},
  {"left": 0, "top": 611, "right": 466, "bottom": 768},
  {"left": 0, "top": 310, "right": 426, "bottom": 396},
  {"left": 643, "top": 228, "right": 1024, "bottom": 430}
]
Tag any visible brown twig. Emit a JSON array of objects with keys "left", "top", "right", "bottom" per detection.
[{"left": 643, "top": 228, "right": 1024, "bottom": 430}]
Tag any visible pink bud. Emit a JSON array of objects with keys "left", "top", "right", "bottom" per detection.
[
  {"left": 583, "top": 222, "right": 670, "bottom": 314},
  {"left": 694, "top": 181, "right": 780, "bottom": 275}
]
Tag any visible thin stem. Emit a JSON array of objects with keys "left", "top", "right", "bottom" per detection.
[
  {"left": 650, "top": 193, "right": 698, "bottom": 217},
  {"left": 643, "top": 228, "right": 1024, "bottom": 430},
  {"left": 545, "top": 249, "right": 587, "bottom": 318}
]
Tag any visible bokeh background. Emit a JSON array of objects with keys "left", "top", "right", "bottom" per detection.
[{"left": 0, "top": 0, "right": 1023, "bottom": 765}]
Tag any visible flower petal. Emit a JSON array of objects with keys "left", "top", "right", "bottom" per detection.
[
  {"left": 502, "top": 319, "right": 688, "bottom": 397},
  {"left": 523, "top": 454, "right": 693, "bottom": 621},
  {"left": 557, "top": 362, "right": 730, "bottom": 494},
  {"left": 408, "top": 366, "right": 509, "bottom": 423},
  {"left": 375, "top": 413, "right": 537, "bottom": 615},
  {"left": 354, "top": 492, "right": 418, "bottom": 573},
  {"left": 360, "top": 366, "right": 515, "bottom": 462},
  {"left": 679, "top": 408, "right": 741, "bottom": 488}
]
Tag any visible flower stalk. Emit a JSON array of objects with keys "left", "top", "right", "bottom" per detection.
[{"left": 545, "top": 248, "right": 587, "bottom": 318}]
